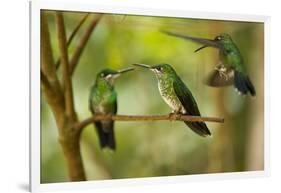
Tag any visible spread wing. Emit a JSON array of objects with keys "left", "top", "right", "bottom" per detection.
[{"left": 205, "top": 68, "right": 234, "bottom": 87}]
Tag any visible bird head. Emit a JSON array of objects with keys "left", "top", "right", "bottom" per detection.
[
  {"left": 97, "top": 67, "right": 134, "bottom": 85},
  {"left": 214, "top": 33, "right": 233, "bottom": 43},
  {"left": 194, "top": 33, "right": 233, "bottom": 52},
  {"left": 133, "top": 63, "right": 176, "bottom": 79}
]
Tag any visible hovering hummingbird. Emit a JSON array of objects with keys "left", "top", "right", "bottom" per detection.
[
  {"left": 133, "top": 63, "right": 211, "bottom": 137},
  {"left": 89, "top": 67, "right": 134, "bottom": 150},
  {"left": 163, "top": 31, "right": 256, "bottom": 96}
]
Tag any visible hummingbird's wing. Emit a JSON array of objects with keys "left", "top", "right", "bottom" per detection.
[
  {"left": 103, "top": 99, "right": 117, "bottom": 150},
  {"left": 92, "top": 102, "right": 116, "bottom": 150},
  {"left": 173, "top": 78, "right": 201, "bottom": 115},
  {"left": 93, "top": 121, "right": 112, "bottom": 148},
  {"left": 95, "top": 121, "right": 116, "bottom": 150},
  {"left": 173, "top": 78, "right": 211, "bottom": 137},
  {"left": 205, "top": 68, "right": 234, "bottom": 87},
  {"left": 89, "top": 92, "right": 117, "bottom": 150}
]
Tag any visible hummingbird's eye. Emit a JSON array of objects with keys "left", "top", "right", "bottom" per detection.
[
  {"left": 156, "top": 66, "right": 163, "bottom": 72},
  {"left": 215, "top": 36, "right": 222, "bottom": 41},
  {"left": 100, "top": 73, "right": 105, "bottom": 77}
]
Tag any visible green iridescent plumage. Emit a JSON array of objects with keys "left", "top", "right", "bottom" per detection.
[
  {"left": 163, "top": 31, "right": 256, "bottom": 96},
  {"left": 134, "top": 63, "right": 211, "bottom": 137},
  {"left": 89, "top": 68, "right": 134, "bottom": 150}
]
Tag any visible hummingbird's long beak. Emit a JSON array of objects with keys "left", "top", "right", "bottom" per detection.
[
  {"left": 112, "top": 67, "right": 134, "bottom": 79},
  {"left": 117, "top": 67, "right": 135, "bottom": 74},
  {"left": 162, "top": 30, "right": 221, "bottom": 52},
  {"left": 194, "top": 45, "right": 208, "bottom": 52},
  {"left": 132, "top": 63, "right": 151, "bottom": 69}
]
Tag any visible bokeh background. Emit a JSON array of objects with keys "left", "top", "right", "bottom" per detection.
[{"left": 41, "top": 11, "right": 264, "bottom": 183}]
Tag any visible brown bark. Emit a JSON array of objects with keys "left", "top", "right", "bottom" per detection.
[
  {"left": 55, "top": 12, "right": 76, "bottom": 119},
  {"left": 58, "top": 123, "right": 86, "bottom": 181},
  {"left": 41, "top": 11, "right": 86, "bottom": 181},
  {"left": 55, "top": 12, "right": 85, "bottom": 181}
]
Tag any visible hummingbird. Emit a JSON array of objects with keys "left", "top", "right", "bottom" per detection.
[
  {"left": 163, "top": 31, "right": 256, "bottom": 96},
  {"left": 89, "top": 67, "right": 134, "bottom": 150},
  {"left": 133, "top": 63, "right": 211, "bottom": 137}
]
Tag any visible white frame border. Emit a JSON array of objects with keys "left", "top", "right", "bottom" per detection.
[{"left": 30, "top": 0, "right": 270, "bottom": 192}]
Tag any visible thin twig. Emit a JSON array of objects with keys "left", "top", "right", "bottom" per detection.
[
  {"left": 55, "top": 13, "right": 90, "bottom": 69},
  {"left": 56, "top": 12, "right": 76, "bottom": 117},
  {"left": 75, "top": 114, "right": 224, "bottom": 132},
  {"left": 69, "top": 14, "right": 103, "bottom": 75}
]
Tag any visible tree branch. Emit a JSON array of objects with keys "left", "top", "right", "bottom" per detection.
[
  {"left": 69, "top": 14, "right": 103, "bottom": 75},
  {"left": 55, "top": 13, "right": 90, "bottom": 69},
  {"left": 56, "top": 12, "right": 76, "bottom": 118},
  {"left": 41, "top": 11, "right": 65, "bottom": 121},
  {"left": 54, "top": 11, "right": 85, "bottom": 181},
  {"left": 41, "top": 70, "right": 51, "bottom": 89},
  {"left": 75, "top": 114, "right": 224, "bottom": 133},
  {"left": 41, "top": 12, "right": 64, "bottom": 98}
]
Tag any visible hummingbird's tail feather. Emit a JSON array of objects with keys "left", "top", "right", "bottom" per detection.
[
  {"left": 234, "top": 71, "right": 256, "bottom": 96},
  {"left": 106, "top": 125, "right": 116, "bottom": 150},
  {"left": 184, "top": 121, "right": 211, "bottom": 137},
  {"left": 94, "top": 122, "right": 107, "bottom": 148},
  {"left": 94, "top": 122, "right": 116, "bottom": 150}
]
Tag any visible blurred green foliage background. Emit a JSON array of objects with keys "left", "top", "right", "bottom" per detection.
[{"left": 41, "top": 11, "right": 264, "bottom": 183}]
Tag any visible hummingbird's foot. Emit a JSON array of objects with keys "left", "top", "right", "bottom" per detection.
[
  {"left": 169, "top": 112, "right": 182, "bottom": 120},
  {"left": 169, "top": 112, "right": 176, "bottom": 119}
]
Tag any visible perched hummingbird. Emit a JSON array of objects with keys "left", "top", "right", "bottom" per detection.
[
  {"left": 163, "top": 31, "right": 256, "bottom": 96},
  {"left": 133, "top": 63, "right": 211, "bottom": 137},
  {"left": 89, "top": 68, "right": 134, "bottom": 150}
]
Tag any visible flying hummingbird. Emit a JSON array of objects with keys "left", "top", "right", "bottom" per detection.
[
  {"left": 163, "top": 31, "right": 256, "bottom": 96},
  {"left": 133, "top": 63, "right": 211, "bottom": 137},
  {"left": 89, "top": 67, "right": 134, "bottom": 150}
]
